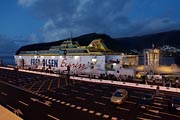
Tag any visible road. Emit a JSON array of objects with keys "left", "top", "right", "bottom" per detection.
[{"left": 0, "top": 68, "right": 180, "bottom": 120}]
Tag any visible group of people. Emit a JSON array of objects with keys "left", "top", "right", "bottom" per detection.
[{"left": 162, "top": 77, "right": 179, "bottom": 88}]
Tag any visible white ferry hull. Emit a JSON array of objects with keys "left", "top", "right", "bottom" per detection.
[
  {"left": 14, "top": 54, "right": 137, "bottom": 77},
  {"left": 14, "top": 55, "right": 109, "bottom": 75}
]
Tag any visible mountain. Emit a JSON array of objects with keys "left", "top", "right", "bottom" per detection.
[
  {"left": 115, "top": 30, "right": 180, "bottom": 51},
  {"left": 16, "top": 30, "right": 180, "bottom": 55}
]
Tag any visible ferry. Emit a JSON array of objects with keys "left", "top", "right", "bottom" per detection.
[{"left": 14, "top": 38, "right": 138, "bottom": 77}]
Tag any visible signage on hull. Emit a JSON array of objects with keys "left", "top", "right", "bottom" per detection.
[
  {"left": 30, "top": 58, "right": 87, "bottom": 69},
  {"left": 31, "top": 59, "right": 58, "bottom": 67},
  {"left": 60, "top": 58, "right": 86, "bottom": 69}
]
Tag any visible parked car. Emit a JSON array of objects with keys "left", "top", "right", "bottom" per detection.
[
  {"left": 168, "top": 97, "right": 180, "bottom": 115},
  {"left": 110, "top": 89, "right": 128, "bottom": 105},
  {"left": 137, "top": 93, "right": 154, "bottom": 109}
]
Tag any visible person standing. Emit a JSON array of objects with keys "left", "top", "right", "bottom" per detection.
[
  {"left": 156, "top": 85, "right": 160, "bottom": 95},
  {"left": 175, "top": 77, "right": 179, "bottom": 88}
]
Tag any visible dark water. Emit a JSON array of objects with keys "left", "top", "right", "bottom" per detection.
[{"left": 0, "top": 56, "right": 15, "bottom": 66}]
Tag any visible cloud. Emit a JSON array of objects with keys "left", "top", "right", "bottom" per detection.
[
  {"left": 17, "top": 0, "right": 39, "bottom": 7},
  {"left": 0, "top": 35, "right": 20, "bottom": 55},
  {"left": 0, "top": 32, "right": 43, "bottom": 55},
  {"left": 14, "top": 33, "right": 43, "bottom": 46},
  {"left": 18, "top": 0, "right": 180, "bottom": 41},
  {"left": 126, "top": 18, "right": 180, "bottom": 37},
  {"left": 145, "top": 18, "right": 178, "bottom": 32},
  {"left": 18, "top": 0, "right": 132, "bottom": 40}
]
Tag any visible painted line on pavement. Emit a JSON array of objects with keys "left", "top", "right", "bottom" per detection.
[
  {"left": 80, "top": 87, "right": 88, "bottom": 90},
  {"left": 19, "top": 101, "right": 29, "bottom": 107},
  {"left": 124, "top": 100, "right": 136, "bottom": 104},
  {"left": 129, "top": 95, "right": 139, "bottom": 99},
  {"left": 82, "top": 108, "right": 88, "bottom": 112},
  {"left": 76, "top": 106, "right": 82, "bottom": 110},
  {"left": 95, "top": 112, "right": 102, "bottom": 116},
  {"left": 88, "top": 110, "right": 95, "bottom": 114},
  {"left": 111, "top": 117, "right": 118, "bottom": 120},
  {"left": 48, "top": 97, "right": 52, "bottom": 100},
  {"left": 6, "top": 104, "right": 15, "bottom": 110},
  {"left": 154, "top": 96, "right": 163, "bottom": 100},
  {"left": 1, "top": 92, "right": 8, "bottom": 96},
  {"left": 60, "top": 101, "right": 66, "bottom": 104},
  {"left": 159, "top": 111, "right": 180, "bottom": 118},
  {"left": 85, "top": 92, "right": 94, "bottom": 96},
  {"left": 36, "top": 81, "right": 46, "bottom": 93},
  {"left": 94, "top": 101, "right": 106, "bottom": 106},
  {"left": 70, "top": 105, "right": 76, "bottom": 108},
  {"left": 154, "top": 99, "right": 165, "bottom": 103},
  {"left": 103, "top": 114, "right": 109, "bottom": 119},
  {"left": 61, "top": 93, "right": 68, "bottom": 96},
  {"left": 143, "top": 113, "right": 161, "bottom": 118},
  {"left": 151, "top": 105, "right": 163, "bottom": 110},
  {"left": 137, "top": 117, "right": 152, "bottom": 120},
  {"left": 0, "top": 81, "right": 28, "bottom": 94},
  {"left": 65, "top": 103, "right": 70, "bottom": 106},
  {"left": 71, "top": 89, "right": 79, "bottom": 92},
  {"left": 75, "top": 97, "right": 86, "bottom": 101},
  {"left": 94, "top": 89, "right": 102, "bottom": 92},
  {"left": 148, "top": 109, "right": 159, "bottom": 114},
  {"left": 153, "top": 102, "right": 167, "bottom": 106},
  {"left": 48, "top": 80, "right": 53, "bottom": 90},
  {"left": 47, "top": 114, "right": 60, "bottom": 120},
  {"left": 116, "top": 106, "right": 130, "bottom": 111},
  {"left": 101, "top": 96, "right": 110, "bottom": 100},
  {"left": 56, "top": 100, "right": 61, "bottom": 103}
]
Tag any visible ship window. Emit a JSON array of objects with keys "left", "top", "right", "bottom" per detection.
[
  {"left": 63, "top": 41, "right": 71, "bottom": 44},
  {"left": 84, "top": 50, "right": 88, "bottom": 53},
  {"left": 68, "top": 46, "right": 76, "bottom": 48},
  {"left": 67, "top": 49, "right": 86, "bottom": 53}
]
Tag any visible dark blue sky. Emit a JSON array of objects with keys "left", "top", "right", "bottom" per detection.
[{"left": 0, "top": 0, "right": 180, "bottom": 55}]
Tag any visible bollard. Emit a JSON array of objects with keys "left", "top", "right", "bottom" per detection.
[
  {"left": 123, "top": 82, "right": 125, "bottom": 84},
  {"left": 150, "top": 85, "right": 153, "bottom": 87},
  {"left": 136, "top": 83, "right": 138, "bottom": 86}
]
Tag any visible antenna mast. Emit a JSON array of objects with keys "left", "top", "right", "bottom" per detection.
[
  {"left": 152, "top": 43, "right": 154, "bottom": 75},
  {"left": 70, "top": 32, "right": 72, "bottom": 41}
]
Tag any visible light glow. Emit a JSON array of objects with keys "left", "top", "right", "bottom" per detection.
[
  {"left": 74, "top": 56, "right": 79, "bottom": 59},
  {"left": 92, "top": 58, "right": 97, "bottom": 62},
  {"left": 113, "top": 63, "right": 116, "bottom": 66}
]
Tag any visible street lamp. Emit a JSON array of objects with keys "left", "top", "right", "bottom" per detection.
[{"left": 171, "top": 64, "right": 176, "bottom": 80}]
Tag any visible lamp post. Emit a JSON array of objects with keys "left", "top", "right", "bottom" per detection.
[{"left": 171, "top": 64, "right": 176, "bottom": 80}]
